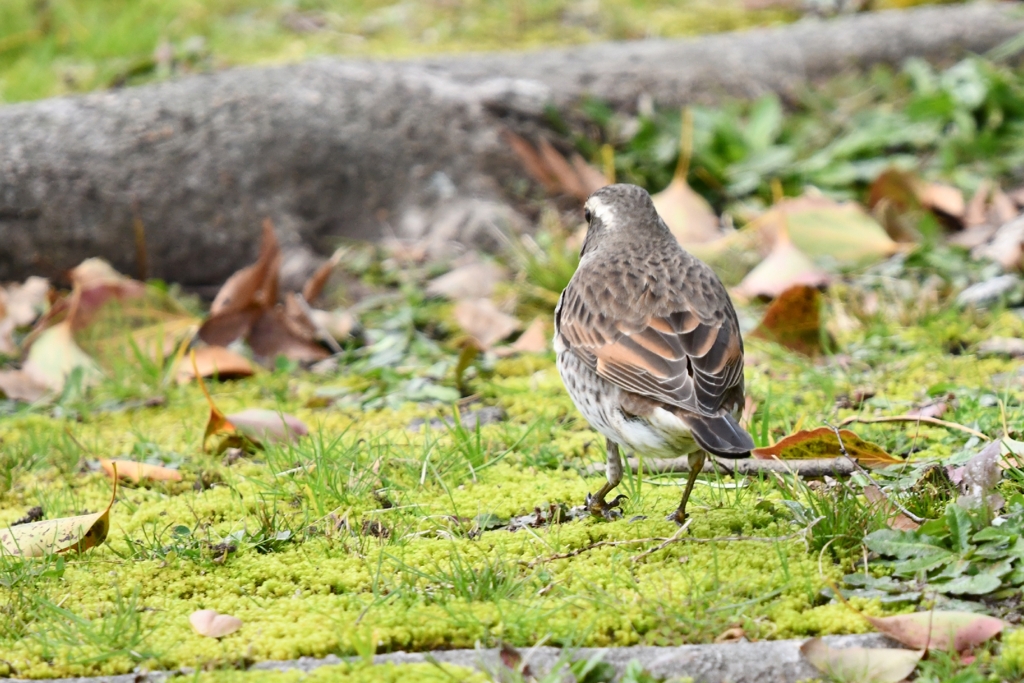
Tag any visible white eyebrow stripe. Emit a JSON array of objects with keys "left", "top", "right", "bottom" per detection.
[{"left": 587, "top": 196, "right": 617, "bottom": 229}]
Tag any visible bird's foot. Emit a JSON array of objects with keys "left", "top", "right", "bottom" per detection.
[
  {"left": 585, "top": 493, "right": 626, "bottom": 520},
  {"left": 666, "top": 508, "right": 689, "bottom": 527}
]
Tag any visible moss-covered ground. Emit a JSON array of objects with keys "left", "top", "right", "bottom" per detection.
[{"left": 4, "top": 255, "right": 1024, "bottom": 678}]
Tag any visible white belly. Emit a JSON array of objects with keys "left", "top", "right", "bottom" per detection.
[{"left": 556, "top": 349, "right": 699, "bottom": 458}]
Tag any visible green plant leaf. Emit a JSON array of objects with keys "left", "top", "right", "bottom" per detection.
[
  {"left": 935, "top": 574, "right": 1002, "bottom": 596},
  {"left": 945, "top": 504, "right": 974, "bottom": 554},
  {"left": 865, "top": 529, "right": 948, "bottom": 559}
]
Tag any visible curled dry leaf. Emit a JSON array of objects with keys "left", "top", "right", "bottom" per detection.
[
  {"left": 67, "top": 258, "right": 146, "bottom": 329},
  {"left": 733, "top": 228, "right": 830, "bottom": 300},
  {"left": 511, "top": 317, "right": 548, "bottom": 353},
  {"left": 307, "top": 308, "right": 356, "bottom": 342},
  {"left": 99, "top": 458, "right": 183, "bottom": 484},
  {"left": 189, "top": 609, "right": 243, "bottom": 638},
  {"left": 652, "top": 176, "right": 721, "bottom": 246},
  {"left": 750, "top": 285, "right": 825, "bottom": 355},
  {"left": 1, "top": 468, "right": 116, "bottom": 557},
  {"left": 800, "top": 638, "right": 922, "bottom": 683},
  {"left": 301, "top": 248, "right": 344, "bottom": 304},
  {"left": 176, "top": 345, "right": 254, "bottom": 384},
  {"left": 192, "top": 352, "right": 308, "bottom": 449},
  {"left": 454, "top": 299, "right": 521, "bottom": 351},
  {"left": 752, "top": 427, "right": 901, "bottom": 468},
  {"left": 504, "top": 131, "right": 604, "bottom": 201},
  {"left": 247, "top": 307, "right": 330, "bottom": 363}
]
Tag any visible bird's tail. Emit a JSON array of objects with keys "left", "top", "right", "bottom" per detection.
[{"left": 685, "top": 413, "right": 755, "bottom": 458}]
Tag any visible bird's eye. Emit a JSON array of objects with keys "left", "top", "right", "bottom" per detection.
[{"left": 584, "top": 208, "right": 592, "bottom": 223}]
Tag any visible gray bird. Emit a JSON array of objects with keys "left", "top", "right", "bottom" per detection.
[{"left": 554, "top": 183, "right": 755, "bottom": 524}]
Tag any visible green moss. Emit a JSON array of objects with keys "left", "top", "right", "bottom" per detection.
[{"left": 2, "top": 283, "right": 1023, "bottom": 678}]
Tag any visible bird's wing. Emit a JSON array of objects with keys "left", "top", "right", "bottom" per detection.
[{"left": 555, "top": 271, "right": 743, "bottom": 417}]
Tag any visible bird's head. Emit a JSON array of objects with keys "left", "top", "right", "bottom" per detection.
[{"left": 580, "top": 183, "right": 671, "bottom": 256}]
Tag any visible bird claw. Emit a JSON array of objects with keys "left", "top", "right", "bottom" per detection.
[
  {"left": 666, "top": 509, "right": 689, "bottom": 527},
  {"left": 585, "top": 493, "right": 626, "bottom": 521}
]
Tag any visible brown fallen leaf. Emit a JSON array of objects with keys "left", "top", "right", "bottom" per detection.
[
  {"left": 538, "top": 137, "right": 587, "bottom": 201},
  {"left": 189, "top": 609, "right": 242, "bottom": 638},
  {"left": 972, "top": 216, "right": 1024, "bottom": 271},
  {"left": 454, "top": 299, "right": 521, "bottom": 351},
  {"left": 176, "top": 346, "right": 254, "bottom": 384},
  {"left": 247, "top": 307, "right": 330, "bottom": 363},
  {"left": 504, "top": 131, "right": 604, "bottom": 201},
  {"left": 752, "top": 427, "right": 901, "bottom": 468},
  {"left": 99, "top": 458, "right": 183, "bottom": 483},
  {"left": 2, "top": 276, "right": 49, "bottom": 327},
  {"left": 0, "top": 370, "right": 49, "bottom": 402},
  {"left": 511, "top": 317, "right": 548, "bottom": 353},
  {"left": 870, "top": 611, "right": 1003, "bottom": 654},
  {"left": 653, "top": 176, "right": 721, "bottom": 246},
  {"left": 301, "top": 248, "right": 344, "bottom": 304},
  {"left": 426, "top": 262, "right": 507, "bottom": 300},
  {"left": 67, "top": 258, "right": 146, "bottom": 329},
  {"left": 919, "top": 182, "right": 966, "bottom": 220},
  {"left": 733, "top": 227, "right": 830, "bottom": 300},
  {"left": 863, "top": 484, "right": 920, "bottom": 531},
  {"left": 1, "top": 466, "right": 116, "bottom": 557},
  {"left": 225, "top": 408, "right": 309, "bottom": 445},
  {"left": 800, "top": 638, "right": 922, "bottom": 683},
  {"left": 307, "top": 309, "right": 356, "bottom": 342},
  {"left": 199, "top": 219, "right": 280, "bottom": 347},
  {"left": 193, "top": 351, "right": 307, "bottom": 450},
  {"left": 750, "top": 285, "right": 825, "bottom": 355}
]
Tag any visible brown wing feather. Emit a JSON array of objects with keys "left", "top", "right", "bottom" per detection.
[{"left": 556, "top": 253, "right": 745, "bottom": 418}]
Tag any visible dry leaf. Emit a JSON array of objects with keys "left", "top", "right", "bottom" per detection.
[
  {"left": 189, "top": 609, "right": 242, "bottom": 638},
  {"left": 972, "top": 215, "right": 1024, "bottom": 271},
  {"left": 1, "top": 469, "right": 116, "bottom": 557},
  {"left": 307, "top": 309, "right": 356, "bottom": 342},
  {"left": 652, "top": 176, "right": 721, "bottom": 246},
  {"left": 752, "top": 427, "right": 901, "bottom": 468},
  {"left": 511, "top": 317, "right": 548, "bottom": 353},
  {"left": 865, "top": 611, "right": 1004, "bottom": 654},
  {"left": 2, "top": 276, "right": 49, "bottom": 327},
  {"left": 99, "top": 458, "right": 183, "bottom": 483},
  {"left": 750, "top": 285, "right": 825, "bottom": 355},
  {"left": 199, "top": 219, "right": 280, "bottom": 347},
  {"left": 302, "top": 249, "right": 343, "bottom": 304},
  {"left": 733, "top": 228, "right": 830, "bottom": 300},
  {"left": 225, "top": 408, "right": 309, "bottom": 445},
  {"left": 538, "top": 138, "right": 587, "bottom": 201},
  {"left": 22, "top": 320, "right": 102, "bottom": 392},
  {"left": 863, "top": 485, "right": 920, "bottom": 531},
  {"left": 68, "top": 258, "right": 146, "bottom": 329},
  {"left": 755, "top": 193, "right": 900, "bottom": 265},
  {"left": 504, "top": 131, "right": 559, "bottom": 193},
  {"left": 800, "top": 638, "right": 922, "bottom": 683},
  {"left": 247, "top": 307, "right": 330, "bottom": 363},
  {"left": 454, "top": 299, "right": 521, "bottom": 350},
  {"left": 192, "top": 351, "right": 308, "bottom": 449},
  {"left": 176, "top": 346, "right": 254, "bottom": 384},
  {"left": 426, "top": 262, "right": 507, "bottom": 300},
  {"left": 919, "top": 182, "right": 966, "bottom": 219},
  {"left": 570, "top": 154, "right": 607, "bottom": 195},
  {"left": 0, "top": 370, "right": 49, "bottom": 402}
]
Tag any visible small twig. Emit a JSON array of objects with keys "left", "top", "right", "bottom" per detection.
[
  {"left": 631, "top": 520, "right": 692, "bottom": 563},
  {"left": 826, "top": 422, "right": 925, "bottom": 524},
  {"left": 294, "top": 292, "right": 343, "bottom": 354},
  {"left": 837, "top": 414, "right": 988, "bottom": 440}
]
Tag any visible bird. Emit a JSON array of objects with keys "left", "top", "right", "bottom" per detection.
[{"left": 554, "top": 183, "right": 755, "bottom": 525}]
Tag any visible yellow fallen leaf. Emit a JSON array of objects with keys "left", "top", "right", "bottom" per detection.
[
  {"left": 99, "top": 458, "right": 183, "bottom": 483},
  {"left": 189, "top": 609, "right": 242, "bottom": 638},
  {"left": 1, "top": 465, "right": 117, "bottom": 557}
]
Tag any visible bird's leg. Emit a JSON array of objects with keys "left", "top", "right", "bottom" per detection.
[
  {"left": 667, "top": 451, "right": 706, "bottom": 526},
  {"left": 586, "top": 440, "right": 626, "bottom": 520}
]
